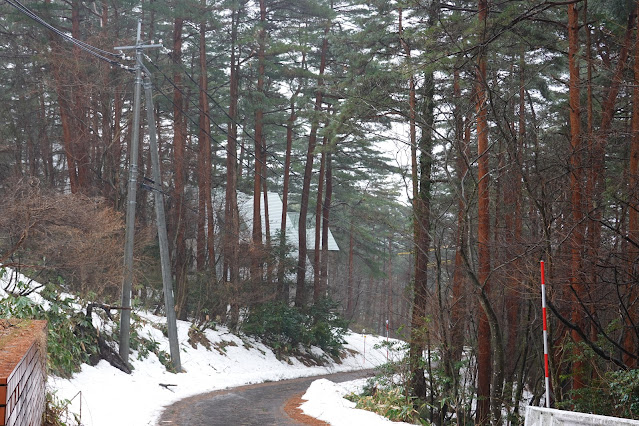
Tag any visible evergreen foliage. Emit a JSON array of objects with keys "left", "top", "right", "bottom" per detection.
[
  {"left": 2, "top": 0, "right": 639, "bottom": 421},
  {"left": 242, "top": 298, "right": 348, "bottom": 358}
]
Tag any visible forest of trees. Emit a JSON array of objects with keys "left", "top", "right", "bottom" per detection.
[{"left": 1, "top": 0, "right": 639, "bottom": 424}]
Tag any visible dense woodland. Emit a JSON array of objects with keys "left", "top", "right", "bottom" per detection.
[{"left": 1, "top": 0, "right": 639, "bottom": 424}]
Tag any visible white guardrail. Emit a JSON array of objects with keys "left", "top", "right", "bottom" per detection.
[{"left": 525, "top": 406, "right": 639, "bottom": 426}]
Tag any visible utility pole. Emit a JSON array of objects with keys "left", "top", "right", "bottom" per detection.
[
  {"left": 117, "top": 20, "right": 143, "bottom": 365},
  {"left": 116, "top": 20, "right": 181, "bottom": 371},
  {"left": 142, "top": 66, "right": 181, "bottom": 371}
]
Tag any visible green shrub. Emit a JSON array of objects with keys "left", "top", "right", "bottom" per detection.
[
  {"left": 608, "top": 369, "right": 639, "bottom": 418},
  {"left": 242, "top": 298, "right": 348, "bottom": 358},
  {"left": 43, "top": 390, "right": 81, "bottom": 426},
  {"left": 564, "top": 368, "right": 639, "bottom": 419}
]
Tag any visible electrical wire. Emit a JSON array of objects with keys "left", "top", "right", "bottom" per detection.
[
  {"left": 5, "top": 0, "right": 132, "bottom": 70},
  {"left": 5, "top": 0, "right": 304, "bottom": 183}
]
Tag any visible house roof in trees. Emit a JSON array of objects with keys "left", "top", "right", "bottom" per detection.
[
  {"left": 235, "top": 192, "right": 339, "bottom": 251},
  {"left": 287, "top": 212, "right": 339, "bottom": 251},
  {"left": 236, "top": 191, "right": 298, "bottom": 251}
]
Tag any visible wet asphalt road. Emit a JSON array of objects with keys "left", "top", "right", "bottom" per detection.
[{"left": 157, "top": 369, "right": 375, "bottom": 426}]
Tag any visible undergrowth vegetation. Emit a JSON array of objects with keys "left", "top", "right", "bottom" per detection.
[
  {"left": 0, "top": 271, "right": 176, "bottom": 376},
  {"left": 43, "top": 390, "right": 81, "bottom": 426},
  {"left": 0, "top": 286, "right": 101, "bottom": 378},
  {"left": 242, "top": 298, "right": 348, "bottom": 360},
  {"left": 346, "top": 339, "right": 476, "bottom": 425},
  {"left": 564, "top": 369, "right": 639, "bottom": 419},
  {"left": 346, "top": 339, "right": 427, "bottom": 425}
]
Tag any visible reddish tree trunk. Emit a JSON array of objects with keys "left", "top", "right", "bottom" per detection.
[
  {"left": 295, "top": 22, "right": 329, "bottom": 307},
  {"left": 585, "top": 7, "right": 636, "bottom": 330},
  {"left": 624, "top": 9, "right": 639, "bottom": 368},
  {"left": 505, "top": 51, "right": 525, "bottom": 380},
  {"left": 313, "top": 135, "right": 327, "bottom": 303},
  {"left": 252, "top": 0, "right": 267, "bottom": 284},
  {"left": 197, "top": 18, "right": 210, "bottom": 272},
  {"left": 476, "top": 0, "right": 491, "bottom": 423},
  {"left": 568, "top": 2, "right": 586, "bottom": 390},
  {"left": 277, "top": 87, "right": 299, "bottom": 300},
  {"left": 400, "top": 5, "right": 427, "bottom": 400},
  {"left": 71, "top": 0, "right": 91, "bottom": 192},
  {"left": 449, "top": 67, "right": 468, "bottom": 371},
  {"left": 171, "top": 18, "right": 189, "bottom": 320},
  {"left": 225, "top": 7, "right": 241, "bottom": 329}
]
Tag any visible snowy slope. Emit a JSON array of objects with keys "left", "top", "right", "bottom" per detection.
[
  {"left": 0, "top": 269, "right": 401, "bottom": 425},
  {"left": 49, "top": 313, "right": 398, "bottom": 425}
]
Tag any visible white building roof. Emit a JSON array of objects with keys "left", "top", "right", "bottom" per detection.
[{"left": 238, "top": 192, "right": 339, "bottom": 251}]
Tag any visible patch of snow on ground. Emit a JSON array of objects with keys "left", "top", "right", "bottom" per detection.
[{"left": 300, "top": 378, "right": 413, "bottom": 425}]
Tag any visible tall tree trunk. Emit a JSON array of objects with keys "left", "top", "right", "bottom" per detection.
[
  {"left": 447, "top": 67, "right": 469, "bottom": 414},
  {"left": 262, "top": 174, "right": 272, "bottom": 288},
  {"left": 197, "top": 12, "right": 218, "bottom": 305},
  {"left": 172, "top": 17, "right": 189, "bottom": 320},
  {"left": 568, "top": 1, "right": 586, "bottom": 391},
  {"left": 409, "top": 1, "right": 439, "bottom": 403},
  {"left": 70, "top": 0, "right": 91, "bottom": 192},
  {"left": 38, "top": 88, "right": 55, "bottom": 187},
  {"left": 197, "top": 16, "right": 210, "bottom": 272},
  {"left": 399, "top": 5, "right": 426, "bottom": 400},
  {"left": 277, "top": 86, "right": 300, "bottom": 301},
  {"left": 476, "top": 0, "right": 492, "bottom": 422},
  {"left": 346, "top": 218, "right": 355, "bottom": 319},
  {"left": 319, "top": 149, "right": 333, "bottom": 296},
  {"left": 624, "top": 8, "right": 639, "bottom": 368},
  {"left": 295, "top": 21, "right": 330, "bottom": 307},
  {"left": 252, "top": 0, "right": 267, "bottom": 285},
  {"left": 504, "top": 51, "right": 525, "bottom": 384},
  {"left": 584, "top": 6, "right": 636, "bottom": 341},
  {"left": 46, "top": 0, "right": 78, "bottom": 193},
  {"left": 225, "top": 7, "right": 241, "bottom": 329},
  {"left": 313, "top": 134, "right": 327, "bottom": 303}
]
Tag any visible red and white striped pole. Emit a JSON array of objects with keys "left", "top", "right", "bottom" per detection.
[{"left": 541, "top": 260, "right": 550, "bottom": 408}]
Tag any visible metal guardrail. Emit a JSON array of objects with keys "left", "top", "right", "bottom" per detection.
[{"left": 525, "top": 406, "right": 639, "bottom": 426}]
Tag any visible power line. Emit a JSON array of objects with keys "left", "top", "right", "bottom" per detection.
[
  {"left": 6, "top": 0, "right": 302, "bottom": 183},
  {"left": 5, "top": 0, "right": 131, "bottom": 70}
]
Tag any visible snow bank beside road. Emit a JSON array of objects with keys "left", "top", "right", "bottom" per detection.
[
  {"left": 49, "top": 312, "right": 396, "bottom": 425},
  {"left": 300, "top": 378, "right": 413, "bottom": 425},
  {"left": 2, "top": 267, "right": 402, "bottom": 425}
]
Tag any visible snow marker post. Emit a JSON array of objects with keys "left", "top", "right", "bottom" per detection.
[
  {"left": 363, "top": 330, "right": 366, "bottom": 365},
  {"left": 386, "top": 319, "right": 389, "bottom": 360},
  {"left": 541, "top": 260, "right": 550, "bottom": 408}
]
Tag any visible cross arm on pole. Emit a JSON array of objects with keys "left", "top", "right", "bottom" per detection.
[{"left": 114, "top": 43, "right": 163, "bottom": 51}]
